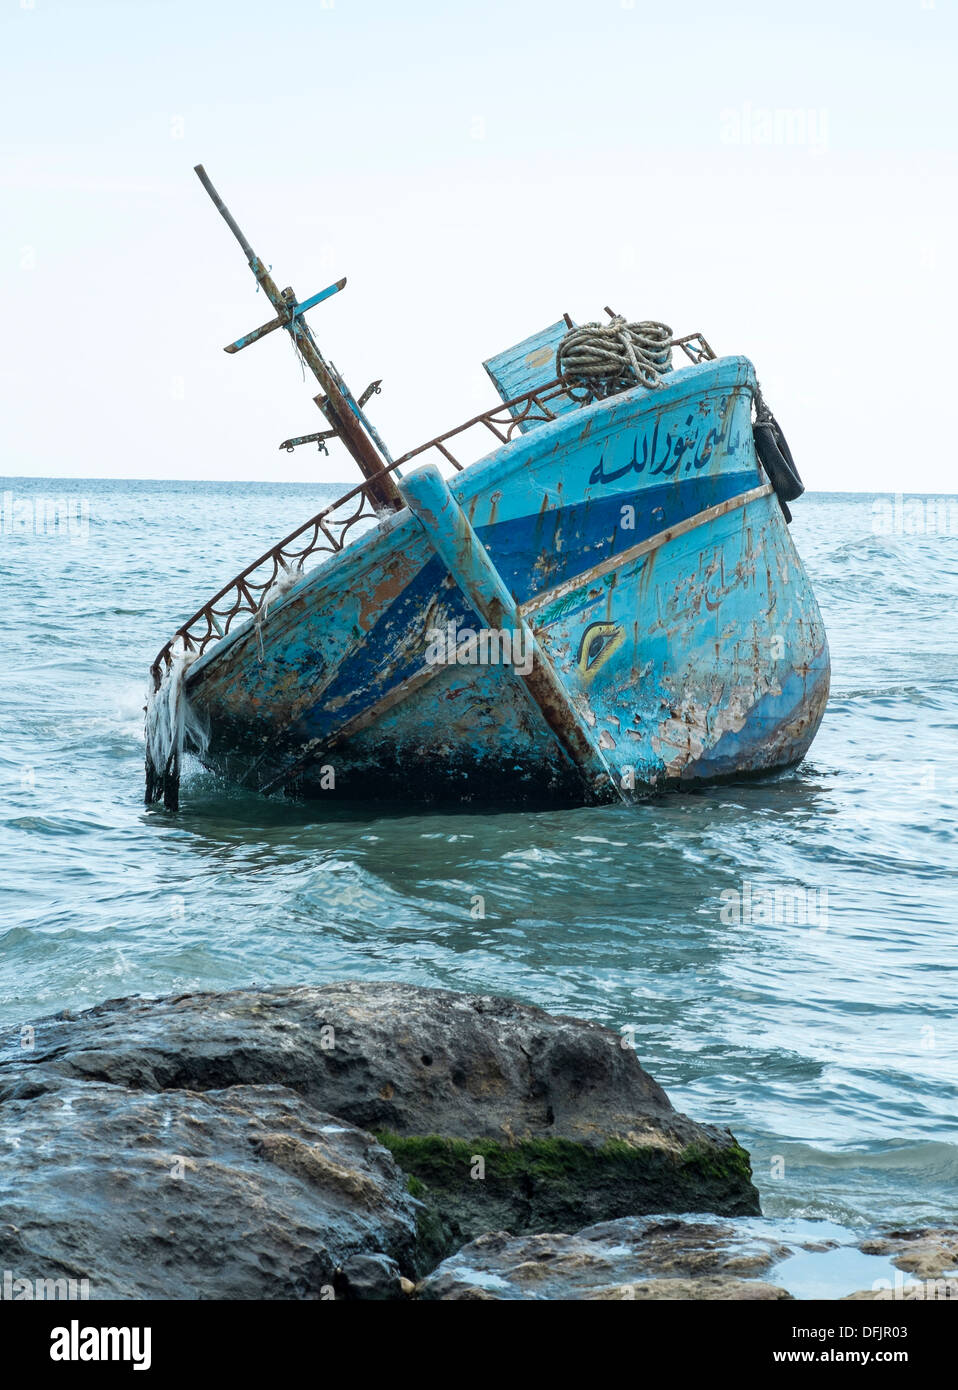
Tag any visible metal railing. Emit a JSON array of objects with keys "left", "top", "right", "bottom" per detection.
[{"left": 149, "top": 334, "right": 715, "bottom": 686}]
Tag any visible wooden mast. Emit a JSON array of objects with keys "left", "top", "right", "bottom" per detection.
[{"left": 194, "top": 164, "right": 402, "bottom": 512}]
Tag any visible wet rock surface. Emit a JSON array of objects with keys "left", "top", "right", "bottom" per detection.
[
  {"left": 416, "top": 1217, "right": 793, "bottom": 1300},
  {"left": 858, "top": 1227, "right": 958, "bottom": 1280},
  {"left": 416, "top": 1216, "right": 958, "bottom": 1302},
  {"left": 0, "top": 1080, "right": 418, "bottom": 1299},
  {"left": 0, "top": 982, "right": 760, "bottom": 1246},
  {"left": 333, "top": 1253, "right": 407, "bottom": 1301},
  {"left": 843, "top": 1228, "right": 958, "bottom": 1300},
  {"left": 1, "top": 984, "right": 949, "bottom": 1300}
]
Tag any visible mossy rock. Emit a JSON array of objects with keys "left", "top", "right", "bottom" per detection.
[{"left": 379, "top": 1132, "right": 759, "bottom": 1248}]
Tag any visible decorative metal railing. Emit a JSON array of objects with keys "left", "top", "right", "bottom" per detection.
[{"left": 149, "top": 334, "right": 715, "bottom": 687}]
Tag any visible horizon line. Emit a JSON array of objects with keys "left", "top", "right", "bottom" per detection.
[{"left": 3, "top": 477, "right": 958, "bottom": 500}]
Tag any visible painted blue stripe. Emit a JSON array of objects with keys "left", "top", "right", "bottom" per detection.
[
  {"left": 475, "top": 469, "right": 757, "bottom": 602},
  {"left": 286, "top": 471, "right": 758, "bottom": 747},
  {"left": 292, "top": 280, "right": 345, "bottom": 316}
]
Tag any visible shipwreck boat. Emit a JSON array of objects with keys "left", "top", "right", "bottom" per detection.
[{"left": 145, "top": 166, "right": 829, "bottom": 811}]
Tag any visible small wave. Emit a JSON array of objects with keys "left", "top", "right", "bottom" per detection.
[
  {"left": 3, "top": 813, "right": 113, "bottom": 837},
  {"left": 767, "top": 1139, "right": 958, "bottom": 1178}
]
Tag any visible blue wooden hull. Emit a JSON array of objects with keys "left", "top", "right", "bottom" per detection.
[{"left": 183, "top": 355, "right": 829, "bottom": 804}]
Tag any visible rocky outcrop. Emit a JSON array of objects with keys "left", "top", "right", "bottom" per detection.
[
  {"left": 843, "top": 1229, "right": 958, "bottom": 1300},
  {"left": 858, "top": 1228, "right": 958, "bottom": 1280},
  {"left": 0, "top": 1080, "right": 418, "bottom": 1299},
  {"left": 0, "top": 982, "right": 759, "bottom": 1248},
  {"left": 417, "top": 1216, "right": 958, "bottom": 1301},
  {"left": 8, "top": 983, "right": 941, "bottom": 1303},
  {"left": 416, "top": 1217, "right": 793, "bottom": 1300}
]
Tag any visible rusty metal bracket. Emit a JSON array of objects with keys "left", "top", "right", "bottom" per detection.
[
  {"left": 280, "top": 381, "right": 382, "bottom": 453},
  {"left": 671, "top": 332, "right": 716, "bottom": 364},
  {"left": 278, "top": 428, "right": 337, "bottom": 454}
]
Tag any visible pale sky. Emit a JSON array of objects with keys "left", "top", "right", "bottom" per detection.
[{"left": 2, "top": 0, "right": 956, "bottom": 491}]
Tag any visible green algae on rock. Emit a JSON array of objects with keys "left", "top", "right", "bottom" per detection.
[{"left": 377, "top": 1133, "right": 758, "bottom": 1243}]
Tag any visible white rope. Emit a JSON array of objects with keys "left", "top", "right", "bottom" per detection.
[
  {"left": 144, "top": 649, "right": 208, "bottom": 787},
  {"left": 253, "top": 562, "right": 302, "bottom": 661},
  {"left": 557, "top": 317, "right": 673, "bottom": 402}
]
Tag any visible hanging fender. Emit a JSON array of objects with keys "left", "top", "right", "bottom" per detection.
[{"left": 753, "top": 411, "right": 804, "bottom": 524}]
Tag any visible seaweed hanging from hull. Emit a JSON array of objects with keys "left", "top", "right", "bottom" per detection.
[{"left": 144, "top": 654, "right": 208, "bottom": 812}]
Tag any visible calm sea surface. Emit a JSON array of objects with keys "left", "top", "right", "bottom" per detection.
[{"left": 1, "top": 478, "right": 956, "bottom": 1232}]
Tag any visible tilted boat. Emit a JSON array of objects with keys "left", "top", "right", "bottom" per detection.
[{"left": 145, "top": 166, "right": 829, "bottom": 811}]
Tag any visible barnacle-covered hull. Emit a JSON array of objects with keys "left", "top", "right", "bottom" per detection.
[{"left": 176, "top": 355, "right": 829, "bottom": 806}]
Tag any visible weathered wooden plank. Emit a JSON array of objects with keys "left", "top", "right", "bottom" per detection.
[{"left": 482, "top": 320, "right": 579, "bottom": 430}]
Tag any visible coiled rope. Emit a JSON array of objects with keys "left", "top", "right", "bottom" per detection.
[{"left": 556, "top": 317, "right": 673, "bottom": 402}]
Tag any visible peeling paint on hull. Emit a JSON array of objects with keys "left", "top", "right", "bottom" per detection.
[{"left": 182, "top": 356, "right": 830, "bottom": 806}]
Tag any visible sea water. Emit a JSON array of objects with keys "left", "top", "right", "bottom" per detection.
[{"left": 1, "top": 478, "right": 955, "bottom": 1233}]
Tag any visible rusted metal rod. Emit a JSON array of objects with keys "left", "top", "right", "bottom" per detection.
[
  {"left": 194, "top": 164, "right": 258, "bottom": 261},
  {"left": 193, "top": 164, "right": 402, "bottom": 512}
]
